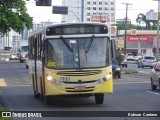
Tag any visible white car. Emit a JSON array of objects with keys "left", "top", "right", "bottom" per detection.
[
  {"left": 151, "top": 61, "right": 160, "bottom": 90},
  {"left": 138, "top": 55, "right": 156, "bottom": 68},
  {"left": 126, "top": 53, "right": 134, "bottom": 61},
  {"left": 25, "top": 53, "right": 29, "bottom": 69},
  {"left": 134, "top": 55, "right": 143, "bottom": 61},
  {"left": 10, "top": 53, "right": 18, "bottom": 60}
]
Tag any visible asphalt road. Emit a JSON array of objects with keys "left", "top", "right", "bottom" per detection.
[
  {"left": 0, "top": 60, "right": 160, "bottom": 120},
  {"left": 127, "top": 62, "right": 152, "bottom": 74}
]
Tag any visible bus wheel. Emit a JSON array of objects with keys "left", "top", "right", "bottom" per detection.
[
  {"left": 44, "top": 96, "right": 52, "bottom": 105},
  {"left": 94, "top": 93, "right": 104, "bottom": 104}
]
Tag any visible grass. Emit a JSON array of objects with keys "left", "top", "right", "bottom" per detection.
[
  {"left": 127, "top": 61, "right": 138, "bottom": 64},
  {"left": 121, "top": 68, "right": 138, "bottom": 74},
  {"left": 0, "top": 105, "right": 10, "bottom": 120}
]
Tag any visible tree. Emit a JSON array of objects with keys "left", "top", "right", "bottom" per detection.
[
  {"left": 117, "top": 23, "right": 142, "bottom": 32},
  {"left": 0, "top": 0, "right": 33, "bottom": 36},
  {"left": 136, "top": 10, "right": 157, "bottom": 30},
  {"left": 115, "top": 49, "right": 124, "bottom": 64}
]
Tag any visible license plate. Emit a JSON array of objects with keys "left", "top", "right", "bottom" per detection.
[{"left": 75, "top": 86, "right": 85, "bottom": 91}]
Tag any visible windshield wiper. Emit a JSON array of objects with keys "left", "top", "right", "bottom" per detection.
[
  {"left": 85, "top": 35, "right": 95, "bottom": 53},
  {"left": 60, "top": 36, "right": 73, "bottom": 53}
]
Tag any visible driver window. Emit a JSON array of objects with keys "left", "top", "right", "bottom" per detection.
[{"left": 45, "top": 42, "right": 57, "bottom": 67}]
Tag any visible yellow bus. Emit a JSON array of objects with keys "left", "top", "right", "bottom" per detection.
[{"left": 28, "top": 22, "right": 114, "bottom": 105}]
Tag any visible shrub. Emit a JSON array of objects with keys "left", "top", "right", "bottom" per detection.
[{"left": 115, "top": 49, "right": 124, "bottom": 64}]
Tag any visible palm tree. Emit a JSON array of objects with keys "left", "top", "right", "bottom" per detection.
[
  {"left": 136, "top": 10, "right": 157, "bottom": 30},
  {"left": 136, "top": 13, "right": 150, "bottom": 30}
]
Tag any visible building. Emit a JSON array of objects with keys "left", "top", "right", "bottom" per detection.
[
  {"left": 21, "top": 28, "right": 30, "bottom": 41},
  {"left": 62, "top": 0, "right": 115, "bottom": 23},
  {"left": 21, "top": 21, "right": 55, "bottom": 41},
  {"left": 0, "top": 31, "right": 20, "bottom": 50},
  {"left": 0, "top": 21, "right": 55, "bottom": 52},
  {"left": 116, "top": 30, "right": 159, "bottom": 56}
]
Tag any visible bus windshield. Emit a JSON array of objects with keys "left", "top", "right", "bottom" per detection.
[
  {"left": 21, "top": 46, "right": 28, "bottom": 52},
  {"left": 45, "top": 37, "right": 110, "bottom": 69}
]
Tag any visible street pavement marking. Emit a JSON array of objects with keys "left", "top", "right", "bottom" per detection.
[
  {"left": 146, "top": 91, "right": 160, "bottom": 96},
  {"left": 114, "top": 81, "right": 150, "bottom": 84},
  {"left": 0, "top": 78, "right": 7, "bottom": 86}
]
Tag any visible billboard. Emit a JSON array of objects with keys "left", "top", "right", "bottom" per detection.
[
  {"left": 91, "top": 14, "right": 115, "bottom": 22},
  {"left": 127, "top": 36, "right": 154, "bottom": 42},
  {"left": 146, "top": 11, "right": 158, "bottom": 20}
]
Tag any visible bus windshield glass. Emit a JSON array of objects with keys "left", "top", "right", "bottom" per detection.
[
  {"left": 21, "top": 46, "right": 28, "bottom": 52},
  {"left": 45, "top": 37, "right": 110, "bottom": 69}
]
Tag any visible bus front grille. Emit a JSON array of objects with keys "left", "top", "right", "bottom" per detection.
[
  {"left": 65, "top": 86, "right": 95, "bottom": 92},
  {"left": 63, "top": 80, "right": 96, "bottom": 84},
  {"left": 57, "top": 70, "right": 102, "bottom": 76}
]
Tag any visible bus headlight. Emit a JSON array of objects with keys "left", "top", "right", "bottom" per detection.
[
  {"left": 116, "top": 67, "right": 120, "bottom": 71},
  {"left": 101, "top": 74, "right": 111, "bottom": 82},
  {"left": 106, "top": 74, "right": 111, "bottom": 80},
  {"left": 47, "top": 76, "right": 62, "bottom": 85},
  {"left": 47, "top": 76, "right": 53, "bottom": 81}
]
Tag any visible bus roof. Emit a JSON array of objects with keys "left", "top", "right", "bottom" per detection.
[{"left": 29, "top": 22, "right": 109, "bottom": 37}]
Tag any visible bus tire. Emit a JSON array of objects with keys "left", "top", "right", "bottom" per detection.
[
  {"left": 20, "top": 60, "right": 23, "bottom": 63},
  {"left": 118, "top": 74, "right": 121, "bottom": 78},
  {"left": 44, "top": 96, "right": 52, "bottom": 105},
  {"left": 94, "top": 93, "right": 104, "bottom": 104}
]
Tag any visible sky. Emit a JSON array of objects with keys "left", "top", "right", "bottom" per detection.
[{"left": 25, "top": 0, "right": 159, "bottom": 24}]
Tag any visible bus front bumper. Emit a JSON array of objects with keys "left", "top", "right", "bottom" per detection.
[{"left": 45, "top": 77, "right": 113, "bottom": 95}]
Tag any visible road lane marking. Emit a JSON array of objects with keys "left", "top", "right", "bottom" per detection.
[
  {"left": 0, "top": 78, "right": 7, "bottom": 86},
  {"left": 114, "top": 81, "right": 150, "bottom": 84},
  {"left": 146, "top": 91, "right": 160, "bottom": 96}
]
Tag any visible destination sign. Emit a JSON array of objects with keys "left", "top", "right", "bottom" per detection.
[{"left": 46, "top": 24, "right": 108, "bottom": 35}]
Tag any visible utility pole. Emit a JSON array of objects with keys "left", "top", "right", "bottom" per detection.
[
  {"left": 122, "top": 3, "right": 132, "bottom": 55},
  {"left": 156, "top": 1, "right": 160, "bottom": 61}
]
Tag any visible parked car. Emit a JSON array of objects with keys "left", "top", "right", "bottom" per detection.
[
  {"left": 112, "top": 58, "right": 121, "bottom": 78},
  {"left": 138, "top": 55, "right": 156, "bottom": 68},
  {"left": 126, "top": 53, "right": 134, "bottom": 61},
  {"left": 134, "top": 55, "right": 143, "bottom": 61},
  {"left": 25, "top": 53, "right": 29, "bottom": 69},
  {"left": 151, "top": 62, "right": 160, "bottom": 90},
  {"left": 10, "top": 53, "right": 18, "bottom": 60}
]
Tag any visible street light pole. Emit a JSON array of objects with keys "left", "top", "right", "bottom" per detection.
[
  {"left": 152, "top": 0, "right": 160, "bottom": 60},
  {"left": 122, "top": 3, "right": 132, "bottom": 55},
  {"left": 156, "top": 1, "right": 160, "bottom": 60}
]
